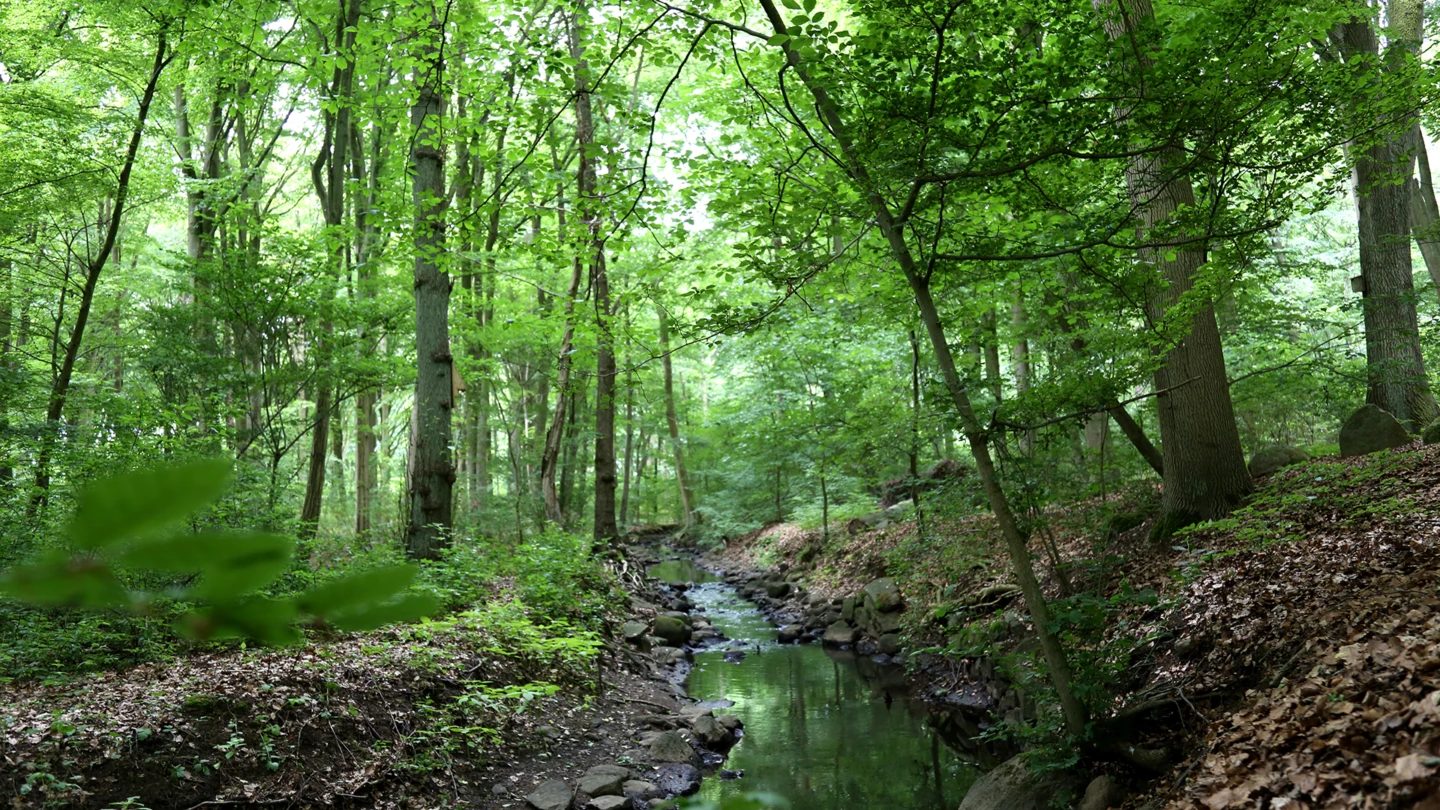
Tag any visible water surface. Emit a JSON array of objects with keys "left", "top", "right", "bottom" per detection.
[{"left": 683, "top": 581, "right": 979, "bottom": 810}]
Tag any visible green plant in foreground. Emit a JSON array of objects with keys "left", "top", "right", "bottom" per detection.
[{"left": 0, "top": 459, "right": 438, "bottom": 644}]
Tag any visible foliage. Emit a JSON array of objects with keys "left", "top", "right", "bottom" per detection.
[{"left": 1, "top": 460, "right": 436, "bottom": 647}]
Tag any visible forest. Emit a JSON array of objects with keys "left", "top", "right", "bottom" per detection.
[{"left": 2, "top": 0, "right": 1440, "bottom": 807}]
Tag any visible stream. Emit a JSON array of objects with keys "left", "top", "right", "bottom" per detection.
[{"left": 647, "top": 560, "right": 980, "bottom": 809}]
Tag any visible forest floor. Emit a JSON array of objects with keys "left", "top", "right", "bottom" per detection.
[
  {"left": 0, "top": 562, "right": 706, "bottom": 810},
  {"left": 708, "top": 442, "right": 1440, "bottom": 810}
]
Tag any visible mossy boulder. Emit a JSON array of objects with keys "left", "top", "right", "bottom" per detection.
[
  {"left": 1423, "top": 418, "right": 1440, "bottom": 445},
  {"left": 652, "top": 615, "right": 691, "bottom": 646},
  {"left": 1339, "top": 404, "right": 1411, "bottom": 458},
  {"left": 1248, "top": 444, "right": 1309, "bottom": 477}
]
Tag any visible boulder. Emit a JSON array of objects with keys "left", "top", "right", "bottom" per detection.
[
  {"left": 587, "top": 797, "right": 630, "bottom": 810},
  {"left": 648, "top": 730, "right": 698, "bottom": 765},
  {"left": 1248, "top": 444, "right": 1309, "bottom": 477},
  {"left": 620, "top": 620, "right": 649, "bottom": 643},
  {"left": 1077, "top": 774, "right": 1124, "bottom": 810},
  {"left": 578, "top": 764, "right": 631, "bottom": 797},
  {"left": 777, "top": 624, "right": 804, "bottom": 644},
  {"left": 878, "top": 633, "right": 902, "bottom": 655},
  {"left": 526, "top": 779, "right": 574, "bottom": 810},
  {"left": 841, "top": 596, "right": 856, "bottom": 623},
  {"left": 621, "top": 780, "right": 661, "bottom": 802},
  {"left": 822, "top": 621, "right": 859, "bottom": 646},
  {"left": 957, "top": 755, "right": 1084, "bottom": 810},
  {"left": 1339, "top": 404, "right": 1411, "bottom": 458},
  {"left": 650, "top": 763, "right": 702, "bottom": 796},
  {"left": 662, "top": 610, "right": 692, "bottom": 626},
  {"left": 652, "top": 616, "right": 691, "bottom": 646},
  {"left": 716, "top": 715, "right": 743, "bottom": 732},
  {"left": 691, "top": 714, "right": 731, "bottom": 748},
  {"left": 652, "top": 646, "right": 688, "bottom": 666},
  {"left": 765, "top": 581, "right": 792, "bottom": 599},
  {"left": 1424, "top": 418, "right": 1440, "bottom": 445},
  {"left": 863, "top": 577, "right": 904, "bottom": 612},
  {"left": 855, "top": 638, "right": 879, "bottom": 656}
]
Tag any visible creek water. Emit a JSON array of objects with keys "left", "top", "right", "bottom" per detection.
[{"left": 648, "top": 560, "right": 979, "bottom": 810}]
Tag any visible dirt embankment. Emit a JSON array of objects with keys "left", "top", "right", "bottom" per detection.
[
  {"left": 704, "top": 444, "right": 1440, "bottom": 809},
  {"left": 0, "top": 543, "right": 746, "bottom": 810}
]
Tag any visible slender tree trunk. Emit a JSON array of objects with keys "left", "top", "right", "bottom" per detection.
[
  {"left": 1012, "top": 297, "right": 1033, "bottom": 454},
  {"left": 566, "top": 2, "right": 619, "bottom": 543},
  {"left": 756, "top": 0, "right": 1088, "bottom": 739},
  {"left": 405, "top": 0, "right": 454, "bottom": 560},
  {"left": 1407, "top": 125, "right": 1440, "bottom": 295},
  {"left": 354, "top": 119, "right": 384, "bottom": 536},
  {"left": 31, "top": 29, "right": 170, "bottom": 506},
  {"left": 0, "top": 250, "right": 12, "bottom": 487},
  {"left": 1095, "top": 0, "right": 1251, "bottom": 537},
  {"left": 658, "top": 307, "right": 695, "bottom": 525},
  {"left": 982, "top": 307, "right": 1002, "bottom": 403},
  {"left": 300, "top": 0, "right": 363, "bottom": 539}
]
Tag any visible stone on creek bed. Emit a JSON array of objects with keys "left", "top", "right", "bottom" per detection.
[
  {"left": 650, "top": 762, "right": 703, "bottom": 796},
  {"left": 578, "top": 763, "right": 632, "bottom": 796},
  {"left": 648, "top": 729, "right": 699, "bottom": 765},
  {"left": 525, "top": 779, "right": 574, "bottom": 810}
]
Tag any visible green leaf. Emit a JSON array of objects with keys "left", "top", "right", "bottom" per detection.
[
  {"left": 296, "top": 564, "right": 418, "bottom": 615},
  {"left": 187, "top": 533, "right": 295, "bottom": 601},
  {"left": 187, "top": 598, "right": 302, "bottom": 645},
  {"left": 69, "top": 459, "right": 234, "bottom": 549},
  {"left": 327, "top": 593, "right": 441, "bottom": 632},
  {"left": 0, "top": 550, "right": 129, "bottom": 608}
]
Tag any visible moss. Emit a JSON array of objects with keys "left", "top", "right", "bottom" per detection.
[{"left": 1149, "top": 508, "right": 1203, "bottom": 544}]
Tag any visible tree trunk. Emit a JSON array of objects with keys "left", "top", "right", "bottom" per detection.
[
  {"left": 566, "top": 2, "right": 619, "bottom": 543},
  {"left": 299, "top": 0, "right": 363, "bottom": 539},
  {"left": 1095, "top": 0, "right": 1252, "bottom": 538},
  {"left": 1012, "top": 297, "right": 1033, "bottom": 454},
  {"left": 405, "top": 0, "right": 453, "bottom": 560},
  {"left": 31, "top": 29, "right": 170, "bottom": 506},
  {"left": 1337, "top": 8, "right": 1436, "bottom": 430},
  {"left": 982, "top": 307, "right": 1002, "bottom": 403},
  {"left": 1407, "top": 125, "right": 1440, "bottom": 295},
  {"left": 756, "top": 0, "right": 1088, "bottom": 739},
  {"left": 659, "top": 307, "right": 695, "bottom": 525},
  {"left": 354, "top": 117, "right": 385, "bottom": 536}
]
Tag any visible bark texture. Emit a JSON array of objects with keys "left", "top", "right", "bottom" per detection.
[
  {"left": 1336, "top": 7, "right": 1436, "bottom": 430},
  {"left": 1096, "top": 0, "right": 1251, "bottom": 537},
  {"left": 405, "top": 2, "right": 453, "bottom": 560}
]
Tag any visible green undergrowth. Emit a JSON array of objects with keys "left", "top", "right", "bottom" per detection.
[
  {"left": 0, "top": 525, "right": 621, "bottom": 683},
  {"left": 1174, "top": 450, "right": 1423, "bottom": 553}
]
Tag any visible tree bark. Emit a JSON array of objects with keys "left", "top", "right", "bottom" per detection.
[
  {"left": 1095, "top": 0, "right": 1252, "bottom": 538},
  {"left": 659, "top": 307, "right": 695, "bottom": 526},
  {"left": 405, "top": 0, "right": 454, "bottom": 560},
  {"left": 755, "top": 0, "right": 1088, "bottom": 739},
  {"left": 1337, "top": 7, "right": 1436, "bottom": 430}
]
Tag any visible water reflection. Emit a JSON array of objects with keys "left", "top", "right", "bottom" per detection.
[
  {"left": 683, "top": 582, "right": 979, "bottom": 810},
  {"left": 647, "top": 559, "right": 722, "bottom": 584}
]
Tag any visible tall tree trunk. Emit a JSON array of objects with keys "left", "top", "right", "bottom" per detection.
[
  {"left": 540, "top": 253, "right": 586, "bottom": 524},
  {"left": 566, "top": 2, "right": 619, "bottom": 543},
  {"left": 982, "top": 307, "right": 1002, "bottom": 403},
  {"left": 354, "top": 118, "right": 385, "bottom": 536},
  {"left": 756, "top": 0, "right": 1088, "bottom": 739},
  {"left": 0, "top": 250, "right": 12, "bottom": 487},
  {"left": 300, "top": 0, "right": 363, "bottom": 539},
  {"left": 1337, "top": 5, "right": 1436, "bottom": 430},
  {"left": 658, "top": 307, "right": 695, "bottom": 525},
  {"left": 619, "top": 362, "right": 636, "bottom": 528},
  {"left": 1011, "top": 297, "right": 1033, "bottom": 454},
  {"left": 31, "top": 29, "right": 171, "bottom": 507},
  {"left": 405, "top": 0, "right": 453, "bottom": 560},
  {"left": 1407, "top": 125, "right": 1440, "bottom": 295},
  {"left": 1095, "top": 0, "right": 1252, "bottom": 538}
]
